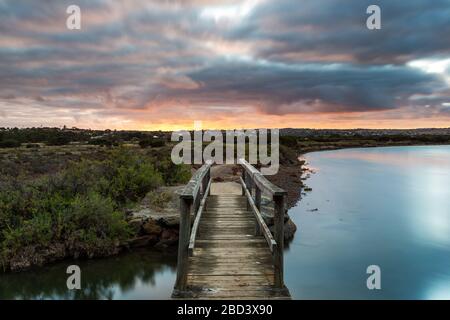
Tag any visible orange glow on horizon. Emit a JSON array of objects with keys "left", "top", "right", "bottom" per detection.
[{"left": 118, "top": 115, "right": 450, "bottom": 131}]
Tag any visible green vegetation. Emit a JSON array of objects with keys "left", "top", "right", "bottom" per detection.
[
  {"left": 0, "top": 139, "right": 20, "bottom": 148},
  {"left": 0, "top": 142, "right": 190, "bottom": 272},
  {"left": 279, "top": 133, "right": 450, "bottom": 155},
  {"left": 0, "top": 127, "right": 169, "bottom": 148},
  {"left": 139, "top": 137, "right": 166, "bottom": 148}
]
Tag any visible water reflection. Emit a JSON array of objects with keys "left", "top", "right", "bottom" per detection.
[
  {"left": 0, "top": 250, "right": 176, "bottom": 300},
  {"left": 321, "top": 146, "right": 450, "bottom": 168},
  {"left": 286, "top": 146, "right": 450, "bottom": 299}
]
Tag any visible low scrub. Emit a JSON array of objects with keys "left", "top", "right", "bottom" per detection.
[{"left": 0, "top": 147, "right": 189, "bottom": 271}]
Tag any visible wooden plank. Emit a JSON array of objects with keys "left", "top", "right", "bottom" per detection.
[
  {"left": 187, "top": 270, "right": 274, "bottom": 276},
  {"left": 198, "top": 235, "right": 260, "bottom": 240},
  {"left": 198, "top": 229, "right": 255, "bottom": 234},
  {"left": 192, "top": 252, "right": 272, "bottom": 259},
  {"left": 189, "top": 255, "right": 272, "bottom": 260},
  {"left": 189, "top": 264, "right": 273, "bottom": 271},
  {"left": 189, "top": 289, "right": 286, "bottom": 296},
  {"left": 195, "top": 239, "right": 268, "bottom": 246},
  {"left": 187, "top": 274, "right": 274, "bottom": 281}
]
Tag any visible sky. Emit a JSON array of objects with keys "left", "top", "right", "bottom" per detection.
[{"left": 1, "top": 0, "right": 450, "bottom": 130}]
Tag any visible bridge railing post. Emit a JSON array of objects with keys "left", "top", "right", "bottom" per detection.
[
  {"left": 254, "top": 185, "right": 262, "bottom": 236},
  {"left": 174, "top": 197, "right": 192, "bottom": 292},
  {"left": 207, "top": 167, "right": 211, "bottom": 196},
  {"left": 241, "top": 169, "right": 246, "bottom": 196},
  {"left": 245, "top": 172, "right": 254, "bottom": 210},
  {"left": 273, "top": 194, "right": 285, "bottom": 288}
]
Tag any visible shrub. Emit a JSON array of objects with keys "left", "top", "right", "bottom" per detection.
[
  {"left": 109, "top": 161, "right": 163, "bottom": 204},
  {"left": 0, "top": 139, "right": 20, "bottom": 148},
  {"left": 154, "top": 158, "right": 191, "bottom": 185},
  {"left": 139, "top": 138, "right": 165, "bottom": 148},
  {"left": 88, "top": 138, "right": 113, "bottom": 147},
  {"left": 0, "top": 148, "right": 166, "bottom": 270},
  {"left": 46, "top": 136, "right": 71, "bottom": 146}
]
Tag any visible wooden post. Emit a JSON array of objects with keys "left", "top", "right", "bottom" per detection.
[
  {"left": 205, "top": 168, "right": 210, "bottom": 211},
  {"left": 207, "top": 168, "right": 211, "bottom": 196},
  {"left": 246, "top": 172, "right": 253, "bottom": 210},
  {"left": 174, "top": 197, "right": 192, "bottom": 292},
  {"left": 241, "top": 170, "right": 246, "bottom": 196},
  {"left": 273, "top": 194, "right": 285, "bottom": 288},
  {"left": 254, "top": 186, "right": 262, "bottom": 235}
]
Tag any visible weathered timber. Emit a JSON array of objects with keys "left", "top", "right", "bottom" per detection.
[{"left": 172, "top": 161, "right": 290, "bottom": 299}]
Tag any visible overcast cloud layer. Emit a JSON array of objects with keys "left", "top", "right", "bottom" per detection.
[{"left": 0, "top": 0, "right": 449, "bottom": 129}]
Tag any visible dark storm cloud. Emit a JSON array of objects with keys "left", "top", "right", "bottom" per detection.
[
  {"left": 179, "top": 60, "right": 445, "bottom": 113},
  {"left": 0, "top": 0, "right": 449, "bottom": 125},
  {"left": 232, "top": 0, "right": 450, "bottom": 64}
]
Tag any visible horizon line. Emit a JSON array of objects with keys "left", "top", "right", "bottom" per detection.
[{"left": 2, "top": 125, "right": 450, "bottom": 132}]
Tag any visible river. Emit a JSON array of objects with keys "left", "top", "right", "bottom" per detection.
[
  {"left": 1, "top": 145, "right": 449, "bottom": 299},
  {"left": 285, "top": 145, "right": 450, "bottom": 299}
]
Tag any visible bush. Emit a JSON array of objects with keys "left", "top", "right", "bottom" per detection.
[
  {"left": 154, "top": 158, "right": 191, "bottom": 185},
  {"left": 0, "top": 148, "right": 165, "bottom": 270},
  {"left": 109, "top": 161, "right": 163, "bottom": 204},
  {"left": 139, "top": 138, "right": 165, "bottom": 148},
  {"left": 0, "top": 139, "right": 20, "bottom": 148},
  {"left": 88, "top": 138, "right": 113, "bottom": 147},
  {"left": 26, "top": 143, "right": 40, "bottom": 149},
  {"left": 280, "top": 136, "right": 298, "bottom": 148},
  {"left": 46, "top": 136, "right": 71, "bottom": 146}
]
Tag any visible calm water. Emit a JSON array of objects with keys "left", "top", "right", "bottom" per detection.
[
  {"left": 1, "top": 145, "right": 449, "bottom": 299},
  {"left": 0, "top": 250, "right": 176, "bottom": 299},
  {"left": 285, "top": 145, "right": 450, "bottom": 299}
]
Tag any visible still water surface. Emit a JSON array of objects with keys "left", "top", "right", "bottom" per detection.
[
  {"left": 1, "top": 146, "right": 449, "bottom": 299},
  {"left": 285, "top": 145, "right": 450, "bottom": 299}
]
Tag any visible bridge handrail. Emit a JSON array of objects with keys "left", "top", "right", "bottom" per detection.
[
  {"left": 238, "top": 159, "right": 287, "bottom": 196},
  {"left": 188, "top": 178, "right": 211, "bottom": 255},
  {"left": 180, "top": 161, "right": 212, "bottom": 200},
  {"left": 239, "top": 176, "right": 277, "bottom": 252},
  {"left": 174, "top": 162, "right": 212, "bottom": 293},
  {"left": 238, "top": 158, "right": 286, "bottom": 289}
]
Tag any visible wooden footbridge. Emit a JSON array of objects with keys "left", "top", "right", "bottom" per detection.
[{"left": 172, "top": 160, "right": 291, "bottom": 299}]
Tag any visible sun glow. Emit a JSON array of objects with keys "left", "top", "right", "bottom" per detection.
[{"left": 200, "top": 0, "right": 263, "bottom": 23}]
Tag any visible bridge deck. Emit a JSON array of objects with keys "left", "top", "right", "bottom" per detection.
[{"left": 184, "top": 186, "right": 291, "bottom": 299}]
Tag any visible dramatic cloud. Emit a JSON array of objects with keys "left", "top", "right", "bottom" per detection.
[{"left": 0, "top": 0, "right": 449, "bottom": 129}]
